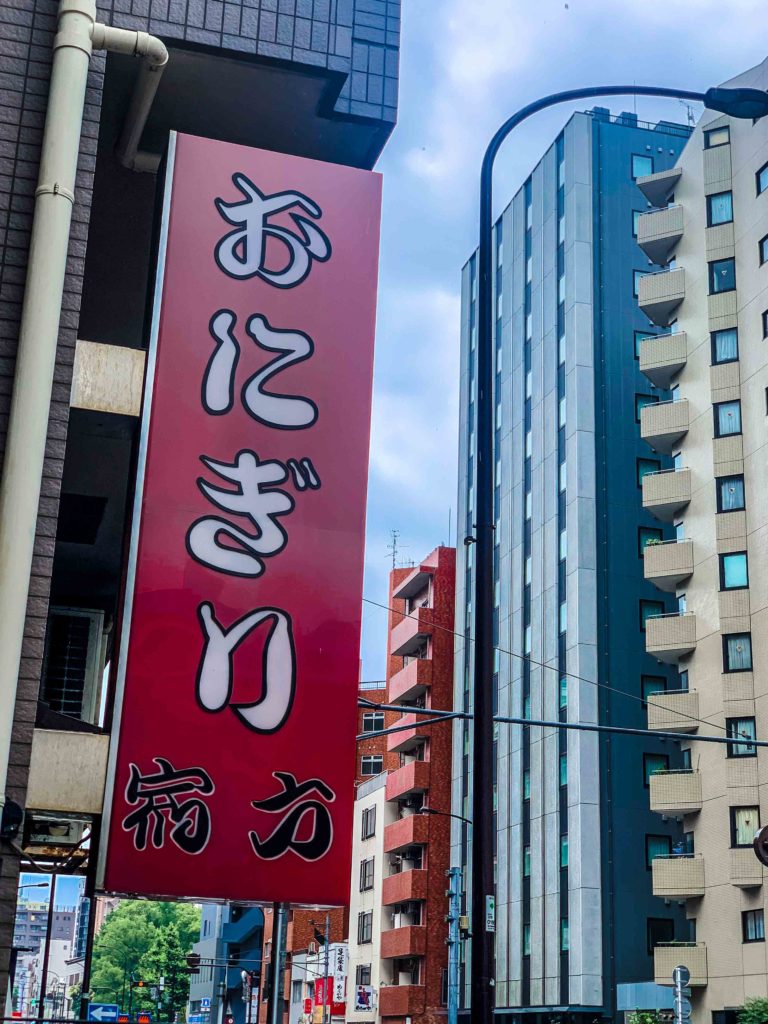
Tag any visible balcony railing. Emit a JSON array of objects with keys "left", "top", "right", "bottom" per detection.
[
  {"left": 636, "top": 166, "right": 683, "bottom": 207},
  {"left": 389, "top": 658, "right": 433, "bottom": 703},
  {"left": 649, "top": 769, "right": 702, "bottom": 816},
  {"left": 645, "top": 611, "right": 696, "bottom": 663},
  {"left": 638, "top": 267, "right": 685, "bottom": 326},
  {"left": 637, "top": 204, "right": 684, "bottom": 264},
  {"left": 387, "top": 712, "right": 435, "bottom": 754},
  {"left": 382, "top": 868, "right": 429, "bottom": 907},
  {"left": 646, "top": 689, "right": 699, "bottom": 733},
  {"left": 381, "top": 924, "right": 427, "bottom": 959},
  {"left": 654, "top": 943, "right": 707, "bottom": 987},
  {"left": 390, "top": 607, "right": 433, "bottom": 658},
  {"left": 640, "top": 398, "right": 689, "bottom": 454},
  {"left": 651, "top": 855, "right": 705, "bottom": 899},
  {"left": 386, "top": 760, "right": 431, "bottom": 801},
  {"left": 642, "top": 468, "right": 691, "bottom": 522},
  {"left": 379, "top": 985, "right": 426, "bottom": 1017},
  {"left": 643, "top": 538, "right": 694, "bottom": 592},
  {"left": 639, "top": 332, "right": 687, "bottom": 389}
]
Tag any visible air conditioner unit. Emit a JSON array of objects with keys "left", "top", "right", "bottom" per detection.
[{"left": 307, "top": 941, "right": 317, "bottom": 954}]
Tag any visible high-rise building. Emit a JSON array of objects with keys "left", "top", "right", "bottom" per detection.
[
  {"left": 454, "top": 108, "right": 695, "bottom": 1021},
  {"left": 347, "top": 545, "right": 455, "bottom": 1024},
  {"left": 0, "top": 0, "right": 400, "bottom": 1000},
  {"left": 634, "top": 57, "right": 768, "bottom": 1023}
]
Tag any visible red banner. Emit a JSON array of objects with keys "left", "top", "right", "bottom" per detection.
[{"left": 98, "top": 132, "right": 381, "bottom": 905}]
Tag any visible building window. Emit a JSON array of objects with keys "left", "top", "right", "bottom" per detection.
[
  {"left": 635, "top": 330, "right": 655, "bottom": 359},
  {"left": 758, "top": 161, "right": 768, "bottom": 195},
  {"left": 640, "top": 600, "right": 664, "bottom": 631},
  {"left": 731, "top": 806, "right": 760, "bottom": 848},
  {"left": 761, "top": 234, "right": 768, "bottom": 265},
  {"left": 356, "top": 965, "right": 371, "bottom": 986},
  {"left": 717, "top": 474, "right": 745, "bottom": 512},
  {"left": 559, "top": 752, "right": 567, "bottom": 787},
  {"left": 707, "top": 191, "right": 733, "bottom": 226},
  {"left": 633, "top": 210, "right": 642, "bottom": 237},
  {"left": 523, "top": 923, "right": 531, "bottom": 957},
  {"left": 642, "top": 675, "right": 667, "bottom": 707},
  {"left": 357, "top": 911, "right": 373, "bottom": 944},
  {"left": 636, "top": 394, "right": 659, "bottom": 422},
  {"left": 720, "top": 551, "right": 748, "bottom": 590},
  {"left": 639, "top": 527, "right": 663, "bottom": 555},
  {"left": 291, "top": 981, "right": 303, "bottom": 1004},
  {"left": 559, "top": 675, "right": 567, "bottom": 710},
  {"left": 361, "top": 806, "right": 376, "bottom": 839},
  {"left": 359, "top": 857, "right": 375, "bottom": 891},
  {"left": 764, "top": 310, "right": 768, "bottom": 339},
  {"left": 523, "top": 845, "right": 531, "bottom": 877},
  {"left": 711, "top": 328, "right": 738, "bottom": 364},
  {"left": 646, "top": 834, "right": 672, "bottom": 868},
  {"left": 560, "top": 918, "right": 569, "bottom": 952},
  {"left": 362, "top": 711, "right": 384, "bottom": 733},
  {"left": 360, "top": 755, "right": 383, "bottom": 776},
  {"left": 709, "top": 257, "right": 736, "bottom": 294},
  {"left": 559, "top": 601, "right": 567, "bottom": 634},
  {"left": 644, "top": 752, "right": 669, "bottom": 786},
  {"left": 714, "top": 399, "right": 742, "bottom": 437},
  {"left": 632, "top": 154, "right": 654, "bottom": 178},
  {"left": 705, "top": 126, "right": 730, "bottom": 149},
  {"left": 723, "top": 633, "right": 752, "bottom": 673},
  {"left": 560, "top": 834, "right": 568, "bottom": 868},
  {"left": 726, "top": 717, "right": 757, "bottom": 758},
  {"left": 523, "top": 769, "right": 531, "bottom": 800},
  {"left": 743, "top": 910, "right": 765, "bottom": 943},
  {"left": 633, "top": 270, "right": 649, "bottom": 297},
  {"left": 647, "top": 918, "right": 675, "bottom": 955},
  {"left": 637, "top": 458, "right": 661, "bottom": 485}
]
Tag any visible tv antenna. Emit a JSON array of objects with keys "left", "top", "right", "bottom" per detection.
[
  {"left": 386, "top": 529, "right": 409, "bottom": 570},
  {"left": 678, "top": 99, "right": 696, "bottom": 126}
]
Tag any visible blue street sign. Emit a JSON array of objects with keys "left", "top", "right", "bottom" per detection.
[
  {"left": 201, "top": 999, "right": 211, "bottom": 1009},
  {"left": 88, "top": 1004, "right": 120, "bottom": 1023}
]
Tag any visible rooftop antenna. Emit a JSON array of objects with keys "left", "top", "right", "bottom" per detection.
[
  {"left": 679, "top": 99, "right": 696, "bottom": 126},
  {"left": 387, "top": 529, "right": 409, "bottom": 570}
]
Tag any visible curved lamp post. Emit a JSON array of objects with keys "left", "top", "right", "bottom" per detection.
[{"left": 470, "top": 82, "right": 768, "bottom": 1023}]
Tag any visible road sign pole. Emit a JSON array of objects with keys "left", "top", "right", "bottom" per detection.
[{"left": 673, "top": 965, "right": 691, "bottom": 1024}]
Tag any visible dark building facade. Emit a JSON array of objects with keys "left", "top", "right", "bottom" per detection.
[
  {"left": 453, "top": 108, "right": 693, "bottom": 1021},
  {"left": 0, "top": 0, "right": 399, "bottom": 1000}
]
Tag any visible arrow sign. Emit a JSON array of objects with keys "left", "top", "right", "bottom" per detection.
[{"left": 89, "top": 1005, "right": 120, "bottom": 1022}]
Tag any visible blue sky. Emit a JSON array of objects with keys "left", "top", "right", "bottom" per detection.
[
  {"left": 18, "top": 872, "right": 84, "bottom": 909},
  {"left": 360, "top": 0, "right": 768, "bottom": 679}
]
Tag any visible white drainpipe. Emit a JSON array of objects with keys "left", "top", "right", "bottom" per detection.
[{"left": 0, "top": 0, "right": 168, "bottom": 811}]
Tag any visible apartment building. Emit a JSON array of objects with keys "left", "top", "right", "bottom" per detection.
[
  {"left": 454, "top": 109, "right": 694, "bottom": 1022},
  {"left": 636, "top": 57, "right": 768, "bottom": 1024},
  {"left": 0, "top": 0, "right": 400, "bottom": 1002},
  {"left": 346, "top": 546, "right": 455, "bottom": 1024}
]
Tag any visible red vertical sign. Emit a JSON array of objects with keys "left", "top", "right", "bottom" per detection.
[{"left": 99, "top": 133, "right": 382, "bottom": 905}]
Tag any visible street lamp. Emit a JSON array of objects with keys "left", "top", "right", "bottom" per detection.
[
  {"left": 416, "top": 806, "right": 472, "bottom": 826},
  {"left": 471, "top": 81, "right": 768, "bottom": 1024},
  {"left": 18, "top": 882, "right": 50, "bottom": 891}
]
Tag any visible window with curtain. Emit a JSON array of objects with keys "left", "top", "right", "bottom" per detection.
[
  {"left": 560, "top": 918, "right": 569, "bottom": 952},
  {"left": 724, "top": 633, "right": 752, "bottom": 672},
  {"left": 523, "top": 924, "right": 531, "bottom": 956},
  {"left": 715, "top": 400, "right": 741, "bottom": 437},
  {"left": 712, "top": 328, "right": 738, "bottom": 364},
  {"left": 709, "top": 257, "right": 736, "bottom": 294},
  {"left": 646, "top": 834, "right": 672, "bottom": 867},
  {"left": 705, "top": 126, "right": 730, "bottom": 149},
  {"left": 707, "top": 191, "right": 733, "bottom": 226},
  {"left": 717, "top": 475, "right": 745, "bottom": 512},
  {"left": 720, "top": 551, "right": 748, "bottom": 590},
  {"left": 743, "top": 910, "right": 765, "bottom": 943},
  {"left": 726, "top": 717, "right": 757, "bottom": 758},
  {"left": 731, "top": 806, "right": 760, "bottom": 847}
]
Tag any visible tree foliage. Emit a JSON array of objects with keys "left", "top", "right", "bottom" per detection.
[
  {"left": 90, "top": 900, "right": 200, "bottom": 1019},
  {"left": 738, "top": 997, "right": 768, "bottom": 1024},
  {"left": 628, "top": 1013, "right": 662, "bottom": 1024}
]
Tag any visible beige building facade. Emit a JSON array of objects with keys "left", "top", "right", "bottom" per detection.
[{"left": 637, "top": 57, "right": 768, "bottom": 1024}]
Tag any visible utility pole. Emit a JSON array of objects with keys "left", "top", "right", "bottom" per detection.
[
  {"left": 323, "top": 912, "right": 330, "bottom": 1024},
  {"left": 37, "top": 873, "right": 57, "bottom": 1021},
  {"left": 267, "top": 904, "right": 287, "bottom": 1024},
  {"left": 445, "top": 868, "right": 461, "bottom": 1024}
]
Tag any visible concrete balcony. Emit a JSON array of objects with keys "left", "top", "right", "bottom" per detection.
[
  {"left": 382, "top": 868, "right": 429, "bottom": 907},
  {"left": 637, "top": 205, "right": 684, "bottom": 264},
  {"left": 386, "top": 760, "right": 431, "bottom": 802},
  {"left": 381, "top": 925, "right": 427, "bottom": 959},
  {"left": 640, "top": 332, "right": 687, "bottom": 389},
  {"left": 647, "top": 689, "right": 699, "bottom": 733},
  {"left": 379, "top": 985, "right": 425, "bottom": 1018},
  {"left": 389, "top": 658, "right": 432, "bottom": 703},
  {"left": 642, "top": 469, "right": 691, "bottom": 522},
  {"left": 636, "top": 166, "right": 682, "bottom": 207},
  {"left": 640, "top": 399, "right": 689, "bottom": 454},
  {"left": 730, "top": 848, "right": 765, "bottom": 889},
  {"left": 387, "top": 712, "right": 433, "bottom": 754},
  {"left": 384, "top": 813, "right": 430, "bottom": 853},
  {"left": 654, "top": 944, "right": 707, "bottom": 987},
  {"left": 652, "top": 855, "right": 705, "bottom": 899},
  {"left": 638, "top": 268, "right": 685, "bottom": 326},
  {"left": 643, "top": 539, "right": 694, "bottom": 592},
  {"left": 390, "top": 607, "right": 433, "bottom": 657},
  {"left": 650, "top": 770, "right": 702, "bottom": 816},
  {"left": 645, "top": 612, "right": 696, "bottom": 663}
]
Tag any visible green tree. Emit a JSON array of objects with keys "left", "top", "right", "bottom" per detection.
[
  {"left": 136, "top": 924, "right": 191, "bottom": 1022},
  {"left": 738, "top": 997, "right": 768, "bottom": 1024},
  {"left": 628, "top": 1014, "right": 662, "bottom": 1024}
]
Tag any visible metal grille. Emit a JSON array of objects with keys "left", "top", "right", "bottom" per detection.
[{"left": 42, "top": 613, "right": 92, "bottom": 719}]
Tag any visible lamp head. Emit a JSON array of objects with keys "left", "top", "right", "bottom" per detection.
[{"left": 704, "top": 87, "right": 768, "bottom": 120}]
